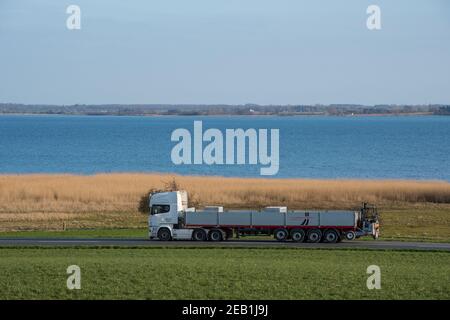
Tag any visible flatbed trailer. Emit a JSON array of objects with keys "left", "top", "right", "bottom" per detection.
[{"left": 148, "top": 191, "right": 380, "bottom": 243}]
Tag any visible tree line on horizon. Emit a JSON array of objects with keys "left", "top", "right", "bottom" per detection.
[{"left": 0, "top": 103, "right": 449, "bottom": 116}]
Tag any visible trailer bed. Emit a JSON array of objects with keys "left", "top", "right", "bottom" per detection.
[{"left": 185, "top": 210, "right": 357, "bottom": 229}]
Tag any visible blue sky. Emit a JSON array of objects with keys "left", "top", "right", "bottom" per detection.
[{"left": 0, "top": 0, "right": 449, "bottom": 105}]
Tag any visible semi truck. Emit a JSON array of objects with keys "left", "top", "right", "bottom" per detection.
[{"left": 148, "top": 190, "right": 380, "bottom": 243}]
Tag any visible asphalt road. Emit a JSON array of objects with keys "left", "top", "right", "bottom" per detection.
[{"left": 0, "top": 238, "right": 448, "bottom": 250}]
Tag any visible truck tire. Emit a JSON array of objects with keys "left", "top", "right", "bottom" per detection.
[
  {"left": 323, "top": 229, "right": 339, "bottom": 243},
  {"left": 345, "top": 231, "right": 356, "bottom": 241},
  {"left": 307, "top": 229, "right": 322, "bottom": 243},
  {"left": 157, "top": 228, "right": 172, "bottom": 241},
  {"left": 274, "top": 228, "right": 288, "bottom": 241},
  {"left": 192, "top": 228, "right": 207, "bottom": 241},
  {"left": 290, "top": 229, "right": 305, "bottom": 242},
  {"left": 209, "top": 229, "right": 223, "bottom": 241}
]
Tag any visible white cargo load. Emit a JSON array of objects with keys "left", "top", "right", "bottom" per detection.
[
  {"left": 204, "top": 206, "right": 223, "bottom": 213},
  {"left": 264, "top": 207, "right": 287, "bottom": 213}
]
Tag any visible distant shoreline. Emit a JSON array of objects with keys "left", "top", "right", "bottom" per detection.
[
  {"left": 1, "top": 103, "right": 448, "bottom": 116},
  {"left": 0, "top": 112, "right": 441, "bottom": 117}
]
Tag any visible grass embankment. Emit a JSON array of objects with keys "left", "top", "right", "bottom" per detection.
[
  {"left": 0, "top": 247, "right": 448, "bottom": 299},
  {"left": 0, "top": 228, "right": 146, "bottom": 239},
  {"left": 0, "top": 174, "right": 449, "bottom": 241}
]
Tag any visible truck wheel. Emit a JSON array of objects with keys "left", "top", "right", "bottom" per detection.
[
  {"left": 157, "top": 228, "right": 172, "bottom": 241},
  {"left": 290, "top": 229, "right": 305, "bottom": 242},
  {"left": 324, "top": 229, "right": 339, "bottom": 243},
  {"left": 209, "top": 229, "right": 223, "bottom": 241},
  {"left": 345, "top": 231, "right": 356, "bottom": 241},
  {"left": 192, "top": 228, "right": 207, "bottom": 241},
  {"left": 274, "top": 228, "right": 288, "bottom": 241},
  {"left": 307, "top": 229, "right": 322, "bottom": 243}
]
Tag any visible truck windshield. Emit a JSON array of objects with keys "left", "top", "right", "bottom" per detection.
[{"left": 151, "top": 205, "right": 170, "bottom": 215}]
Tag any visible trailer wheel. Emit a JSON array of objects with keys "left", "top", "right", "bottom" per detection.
[
  {"left": 192, "top": 228, "right": 207, "bottom": 241},
  {"left": 324, "top": 229, "right": 339, "bottom": 243},
  {"left": 290, "top": 229, "right": 305, "bottom": 242},
  {"left": 209, "top": 229, "right": 223, "bottom": 241},
  {"left": 307, "top": 229, "right": 322, "bottom": 243},
  {"left": 274, "top": 228, "right": 288, "bottom": 241},
  {"left": 345, "top": 231, "right": 356, "bottom": 241},
  {"left": 157, "top": 228, "right": 172, "bottom": 241}
]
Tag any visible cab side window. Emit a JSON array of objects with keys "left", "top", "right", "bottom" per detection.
[{"left": 151, "top": 205, "right": 170, "bottom": 215}]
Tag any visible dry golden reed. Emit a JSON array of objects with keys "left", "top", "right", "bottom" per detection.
[{"left": 1, "top": 173, "right": 449, "bottom": 215}]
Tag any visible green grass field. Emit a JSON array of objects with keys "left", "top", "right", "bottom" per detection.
[
  {"left": 0, "top": 228, "right": 146, "bottom": 239},
  {"left": 0, "top": 247, "right": 448, "bottom": 300}
]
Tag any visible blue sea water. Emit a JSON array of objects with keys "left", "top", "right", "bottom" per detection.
[{"left": 0, "top": 115, "right": 449, "bottom": 180}]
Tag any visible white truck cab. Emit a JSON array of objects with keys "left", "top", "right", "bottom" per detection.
[{"left": 148, "top": 190, "right": 195, "bottom": 240}]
